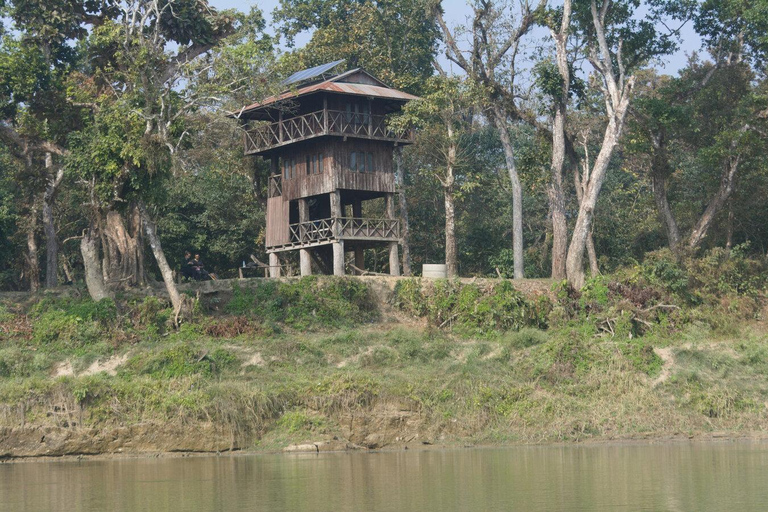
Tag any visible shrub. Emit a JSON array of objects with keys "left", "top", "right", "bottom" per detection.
[
  {"left": 28, "top": 297, "right": 118, "bottom": 350},
  {"left": 125, "top": 343, "right": 237, "bottom": 378},
  {"left": 394, "top": 279, "right": 548, "bottom": 335},
  {"left": 225, "top": 278, "right": 378, "bottom": 329},
  {"left": 393, "top": 278, "right": 426, "bottom": 316},
  {"left": 506, "top": 328, "right": 548, "bottom": 349}
]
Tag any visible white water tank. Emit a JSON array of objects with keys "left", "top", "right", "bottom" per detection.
[{"left": 422, "top": 264, "right": 448, "bottom": 278}]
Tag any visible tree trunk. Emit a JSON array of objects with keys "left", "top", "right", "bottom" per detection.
[
  {"left": 649, "top": 134, "right": 682, "bottom": 251},
  {"left": 43, "top": 153, "right": 64, "bottom": 288},
  {"left": 138, "top": 202, "right": 182, "bottom": 313},
  {"left": 548, "top": 0, "right": 572, "bottom": 280},
  {"left": 102, "top": 210, "right": 142, "bottom": 288},
  {"left": 26, "top": 205, "right": 40, "bottom": 293},
  {"left": 129, "top": 204, "right": 146, "bottom": 285},
  {"left": 651, "top": 170, "right": 682, "bottom": 252},
  {"left": 395, "top": 147, "right": 413, "bottom": 276},
  {"left": 491, "top": 105, "right": 524, "bottom": 279},
  {"left": 574, "top": 145, "right": 600, "bottom": 278},
  {"left": 444, "top": 186, "right": 457, "bottom": 278},
  {"left": 81, "top": 226, "right": 112, "bottom": 301},
  {"left": 549, "top": 104, "right": 568, "bottom": 280},
  {"left": 566, "top": 0, "right": 634, "bottom": 289},
  {"left": 586, "top": 231, "right": 599, "bottom": 276},
  {"left": 688, "top": 153, "right": 741, "bottom": 250},
  {"left": 566, "top": 118, "right": 623, "bottom": 289},
  {"left": 60, "top": 252, "right": 74, "bottom": 284}
]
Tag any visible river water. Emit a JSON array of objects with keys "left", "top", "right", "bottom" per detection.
[{"left": 1, "top": 441, "right": 767, "bottom": 512}]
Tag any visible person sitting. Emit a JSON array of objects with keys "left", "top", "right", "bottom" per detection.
[
  {"left": 181, "top": 251, "right": 200, "bottom": 281},
  {"left": 193, "top": 253, "right": 216, "bottom": 280}
]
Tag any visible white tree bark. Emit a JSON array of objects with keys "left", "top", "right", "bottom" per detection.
[
  {"left": 81, "top": 226, "right": 112, "bottom": 301},
  {"left": 43, "top": 153, "right": 65, "bottom": 288},
  {"left": 138, "top": 202, "right": 182, "bottom": 314},
  {"left": 492, "top": 106, "right": 525, "bottom": 279},
  {"left": 565, "top": 0, "right": 634, "bottom": 288},
  {"left": 394, "top": 148, "right": 412, "bottom": 276}
]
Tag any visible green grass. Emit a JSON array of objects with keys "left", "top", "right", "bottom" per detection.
[{"left": 0, "top": 273, "right": 766, "bottom": 453}]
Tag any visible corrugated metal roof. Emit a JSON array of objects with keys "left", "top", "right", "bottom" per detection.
[{"left": 232, "top": 74, "right": 419, "bottom": 118}]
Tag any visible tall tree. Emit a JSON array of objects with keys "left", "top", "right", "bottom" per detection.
[
  {"left": 436, "top": 0, "right": 545, "bottom": 279},
  {"left": 395, "top": 76, "right": 477, "bottom": 277},
  {"left": 66, "top": 0, "right": 248, "bottom": 310},
  {"left": 0, "top": 0, "right": 92, "bottom": 289},
  {"left": 563, "top": 0, "right": 685, "bottom": 287},
  {"left": 273, "top": 0, "right": 438, "bottom": 93}
]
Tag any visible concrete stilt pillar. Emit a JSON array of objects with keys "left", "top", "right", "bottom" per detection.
[
  {"left": 300, "top": 249, "right": 312, "bottom": 276},
  {"left": 389, "top": 242, "right": 400, "bottom": 276},
  {"left": 333, "top": 241, "right": 345, "bottom": 276},
  {"left": 269, "top": 253, "right": 281, "bottom": 278},
  {"left": 385, "top": 193, "right": 400, "bottom": 276}
]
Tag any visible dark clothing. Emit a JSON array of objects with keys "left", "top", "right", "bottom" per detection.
[
  {"left": 182, "top": 256, "right": 202, "bottom": 280},
  {"left": 192, "top": 257, "right": 211, "bottom": 280}
]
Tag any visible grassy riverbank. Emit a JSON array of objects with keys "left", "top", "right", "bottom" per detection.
[{"left": 1, "top": 251, "right": 767, "bottom": 457}]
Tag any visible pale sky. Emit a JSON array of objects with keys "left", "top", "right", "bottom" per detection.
[{"left": 210, "top": 0, "right": 702, "bottom": 74}]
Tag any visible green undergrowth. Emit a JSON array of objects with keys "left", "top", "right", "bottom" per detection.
[{"left": 0, "top": 257, "right": 766, "bottom": 450}]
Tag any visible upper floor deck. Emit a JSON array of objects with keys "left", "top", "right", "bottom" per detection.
[{"left": 243, "top": 107, "right": 413, "bottom": 155}]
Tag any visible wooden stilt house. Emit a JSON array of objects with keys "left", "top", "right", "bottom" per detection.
[{"left": 233, "top": 61, "right": 417, "bottom": 276}]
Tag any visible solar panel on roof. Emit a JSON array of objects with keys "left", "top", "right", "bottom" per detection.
[{"left": 280, "top": 59, "right": 345, "bottom": 87}]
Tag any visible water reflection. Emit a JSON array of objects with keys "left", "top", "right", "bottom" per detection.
[{"left": 1, "top": 441, "right": 767, "bottom": 512}]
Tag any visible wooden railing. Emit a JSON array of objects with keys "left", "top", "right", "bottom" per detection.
[
  {"left": 268, "top": 174, "right": 282, "bottom": 198},
  {"left": 244, "top": 109, "right": 413, "bottom": 154},
  {"left": 288, "top": 217, "right": 400, "bottom": 245}
]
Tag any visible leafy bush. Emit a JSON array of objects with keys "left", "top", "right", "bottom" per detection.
[
  {"left": 394, "top": 279, "right": 549, "bottom": 335},
  {"left": 26, "top": 297, "right": 118, "bottom": 350},
  {"left": 225, "top": 277, "right": 378, "bottom": 328},
  {"left": 393, "top": 278, "right": 426, "bottom": 316},
  {"left": 125, "top": 343, "right": 237, "bottom": 378}
]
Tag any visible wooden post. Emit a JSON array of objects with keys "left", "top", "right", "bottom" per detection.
[
  {"left": 367, "top": 98, "right": 373, "bottom": 137},
  {"left": 385, "top": 193, "right": 396, "bottom": 218},
  {"left": 330, "top": 190, "right": 345, "bottom": 275},
  {"left": 278, "top": 111, "right": 283, "bottom": 143},
  {"left": 298, "top": 198, "right": 311, "bottom": 276},
  {"left": 298, "top": 198, "right": 309, "bottom": 243},
  {"left": 269, "top": 252, "right": 281, "bottom": 278},
  {"left": 353, "top": 199, "right": 364, "bottom": 271},
  {"left": 323, "top": 96, "right": 328, "bottom": 134},
  {"left": 330, "top": 190, "right": 342, "bottom": 239}
]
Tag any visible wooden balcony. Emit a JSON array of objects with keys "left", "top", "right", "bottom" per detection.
[
  {"left": 244, "top": 109, "right": 413, "bottom": 155},
  {"left": 270, "top": 217, "right": 400, "bottom": 250}
]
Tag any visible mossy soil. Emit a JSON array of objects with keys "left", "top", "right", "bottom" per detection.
[{"left": 0, "top": 269, "right": 767, "bottom": 457}]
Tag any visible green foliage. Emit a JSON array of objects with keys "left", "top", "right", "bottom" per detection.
[
  {"left": 506, "top": 328, "right": 548, "bottom": 349},
  {"left": 275, "top": 410, "right": 326, "bottom": 434},
  {"left": 225, "top": 277, "right": 378, "bottom": 328},
  {"left": 579, "top": 276, "right": 610, "bottom": 309},
  {"left": 273, "top": 0, "right": 437, "bottom": 93},
  {"left": 619, "top": 339, "right": 662, "bottom": 376},
  {"left": 393, "top": 278, "right": 427, "bottom": 316},
  {"left": 125, "top": 343, "right": 237, "bottom": 378},
  {"left": 28, "top": 297, "right": 117, "bottom": 349},
  {"left": 394, "top": 278, "right": 550, "bottom": 335}
]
